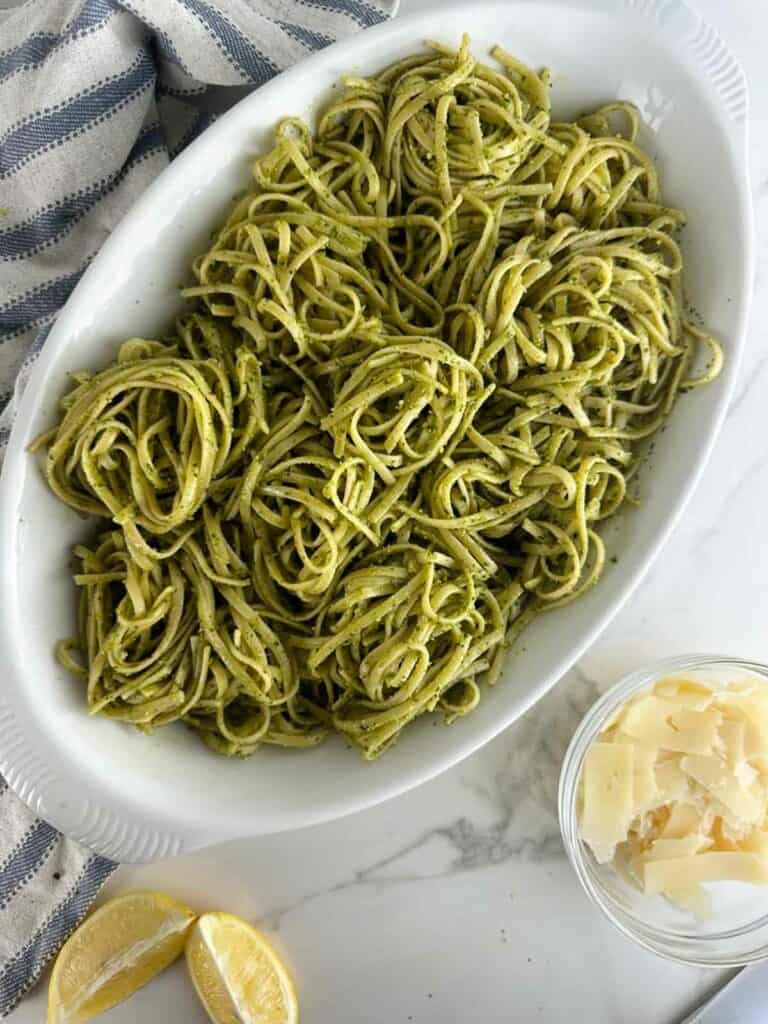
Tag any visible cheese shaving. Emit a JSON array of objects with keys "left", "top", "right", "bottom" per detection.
[{"left": 578, "top": 674, "right": 768, "bottom": 915}]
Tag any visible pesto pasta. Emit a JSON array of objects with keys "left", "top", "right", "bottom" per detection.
[{"left": 35, "top": 36, "right": 722, "bottom": 759}]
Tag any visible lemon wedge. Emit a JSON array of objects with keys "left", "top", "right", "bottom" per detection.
[
  {"left": 185, "top": 912, "right": 298, "bottom": 1024},
  {"left": 47, "top": 889, "right": 195, "bottom": 1023}
]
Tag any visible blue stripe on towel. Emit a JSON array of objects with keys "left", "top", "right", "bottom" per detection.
[
  {"left": 0, "top": 0, "right": 117, "bottom": 85},
  {"left": 303, "top": 0, "right": 384, "bottom": 29},
  {"left": 0, "top": 50, "right": 155, "bottom": 180},
  {"left": 0, "top": 267, "right": 87, "bottom": 336},
  {"left": 179, "top": 0, "right": 279, "bottom": 82},
  {"left": 0, "top": 122, "right": 165, "bottom": 262},
  {"left": 276, "top": 20, "right": 334, "bottom": 51},
  {"left": 0, "top": 822, "right": 60, "bottom": 911},
  {"left": 0, "top": 854, "right": 116, "bottom": 1016}
]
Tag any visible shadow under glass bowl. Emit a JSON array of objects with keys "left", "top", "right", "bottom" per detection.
[{"left": 559, "top": 654, "right": 768, "bottom": 967}]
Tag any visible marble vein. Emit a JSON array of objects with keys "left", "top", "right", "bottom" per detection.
[{"left": 262, "top": 668, "right": 601, "bottom": 930}]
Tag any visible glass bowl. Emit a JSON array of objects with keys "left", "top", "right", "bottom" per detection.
[{"left": 559, "top": 654, "right": 768, "bottom": 966}]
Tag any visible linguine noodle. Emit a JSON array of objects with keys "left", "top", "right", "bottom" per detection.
[{"left": 35, "top": 37, "right": 722, "bottom": 759}]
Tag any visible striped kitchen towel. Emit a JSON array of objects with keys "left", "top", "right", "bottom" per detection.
[{"left": 0, "top": 0, "right": 395, "bottom": 1015}]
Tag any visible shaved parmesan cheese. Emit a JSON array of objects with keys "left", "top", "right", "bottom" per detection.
[
  {"left": 716, "top": 718, "right": 745, "bottom": 765},
  {"left": 614, "top": 734, "right": 658, "bottom": 815},
  {"left": 670, "top": 706, "right": 722, "bottom": 748},
  {"left": 655, "top": 677, "right": 715, "bottom": 710},
  {"left": 644, "top": 835, "right": 712, "bottom": 860},
  {"left": 713, "top": 816, "right": 746, "bottom": 849},
  {"left": 578, "top": 673, "right": 768, "bottom": 915},
  {"left": 619, "top": 696, "right": 718, "bottom": 755},
  {"left": 581, "top": 743, "right": 634, "bottom": 863},
  {"left": 722, "top": 694, "right": 768, "bottom": 749},
  {"left": 644, "top": 852, "right": 768, "bottom": 894},
  {"left": 662, "top": 884, "right": 711, "bottom": 919},
  {"left": 681, "top": 755, "right": 763, "bottom": 825},
  {"left": 654, "top": 759, "right": 690, "bottom": 805},
  {"left": 741, "top": 831, "right": 768, "bottom": 855},
  {"left": 661, "top": 802, "right": 703, "bottom": 839},
  {"left": 632, "top": 744, "right": 659, "bottom": 817}
]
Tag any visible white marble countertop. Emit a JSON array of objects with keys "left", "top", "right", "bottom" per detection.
[{"left": 10, "top": 0, "right": 767, "bottom": 1020}]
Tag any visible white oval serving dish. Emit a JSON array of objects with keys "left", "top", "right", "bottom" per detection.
[{"left": 0, "top": 0, "right": 752, "bottom": 861}]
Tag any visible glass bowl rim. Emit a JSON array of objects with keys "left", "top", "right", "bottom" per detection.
[{"left": 558, "top": 653, "right": 768, "bottom": 967}]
